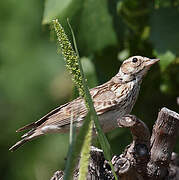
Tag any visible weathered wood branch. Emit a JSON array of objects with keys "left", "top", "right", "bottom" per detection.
[
  {"left": 50, "top": 108, "right": 179, "bottom": 180},
  {"left": 147, "top": 107, "right": 179, "bottom": 180},
  {"left": 116, "top": 114, "right": 150, "bottom": 179}
]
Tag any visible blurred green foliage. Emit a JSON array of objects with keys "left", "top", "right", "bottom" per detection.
[{"left": 1, "top": 0, "right": 179, "bottom": 180}]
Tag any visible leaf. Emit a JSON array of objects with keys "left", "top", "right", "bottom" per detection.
[
  {"left": 78, "top": 113, "right": 93, "bottom": 180},
  {"left": 150, "top": 7, "right": 179, "bottom": 56},
  {"left": 76, "top": 0, "right": 117, "bottom": 54},
  {"left": 43, "top": 0, "right": 117, "bottom": 55},
  {"left": 68, "top": 19, "right": 114, "bottom": 163},
  {"left": 64, "top": 112, "right": 91, "bottom": 180},
  {"left": 81, "top": 57, "right": 98, "bottom": 88},
  {"left": 118, "top": 49, "right": 129, "bottom": 61},
  {"left": 53, "top": 19, "right": 117, "bottom": 180},
  {"left": 43, "top": 0, "right": 71, "bottom": 24},
  {"left": 156, "top": 51, "right": 176, "bottom": 71},
  {"left": 43, "top": 0, "right": 83, "bottom": 24},
  {"left": 154, "top": 0, "right": 170, "bottom": 8},
  {"left": 53, "top": 19, "right": 93, "bottom": 180}
]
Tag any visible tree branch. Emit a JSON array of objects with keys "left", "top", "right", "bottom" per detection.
[
  {"left": 147, "top": 107, "right": 179, "bottom": 179},
  {"left": 50, "top": 108, "right": 179, "bottom": 180}
]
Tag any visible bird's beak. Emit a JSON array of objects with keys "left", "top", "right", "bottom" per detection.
[{"left": 145, "top": 58, "right": 160, "bottom": 67}]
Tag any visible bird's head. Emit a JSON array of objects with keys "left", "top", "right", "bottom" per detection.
[{"left": 114, "top": 56, "right": 159, "bottom": 83}]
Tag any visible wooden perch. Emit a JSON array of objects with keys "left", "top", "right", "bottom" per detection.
[
  {"left": 116, "top": 114, "right": 150, "bottom": 179},
  {"left": 50, "top": 108, "right": 179, "bottom": 180},
  {"left": 147, "top": 107, "right": 179, "bottom": 179}
]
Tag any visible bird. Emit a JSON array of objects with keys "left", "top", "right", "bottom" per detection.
[{"left": 9, "top": 56, "right": 159, "bottom": 151}]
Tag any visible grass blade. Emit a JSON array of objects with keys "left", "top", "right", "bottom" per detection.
[{"left": 53, "top": 19, "right": 117, "bottom": 180}]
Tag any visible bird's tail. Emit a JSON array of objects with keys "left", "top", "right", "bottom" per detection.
[{"left": 9, "top": 129, "right": 43, "bottom": 152}]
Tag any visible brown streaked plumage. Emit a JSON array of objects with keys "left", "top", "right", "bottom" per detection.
[{"left": 9, "top": 56, "right": 159, "bottom": 151}]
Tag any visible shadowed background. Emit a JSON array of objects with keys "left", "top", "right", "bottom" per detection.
[{"left": 0, "top": 0, "right": 179, "bottom": 179}]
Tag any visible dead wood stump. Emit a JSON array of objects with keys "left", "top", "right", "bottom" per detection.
[{"left": 50, "top": 107, "right": 179, "bottom": 180}]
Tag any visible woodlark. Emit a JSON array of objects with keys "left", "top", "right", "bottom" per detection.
[{"left": 9, "top": 56, "right": 159, "bottom": 151}]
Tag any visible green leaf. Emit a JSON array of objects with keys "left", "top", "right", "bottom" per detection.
[
  {"left": 150, "top": 7, "right": 179, "bottom": 56},
  {"left": 43, "top": 0, "right": 83, "bottom": 24},
  {"left": 81, "top": 57, "right": 98, "bottom": 88},
  {"left": 157, "top": 51, "right": 176, "bottom": 71},
  {"left": 76, "top": 0, "right": 117, "bottom": 54},
  {"left": 154, "top": 0, "right": 176, "bottom": 9},
  {"left": 53, "top": 19, "right": 117, "bottom": 180},
  {"left": 43, "top": 0, "right": 71, "bottom": 24},
  {"left": 155, "top": 0, "right": 172, "bottom": 8},
  {"left": 118, "top": 49, "right": 130, "bottom": 61},
  {"left": 78, "top": 113, "right": 93, "bottom": 180},
  {"left": 43, "top": 0, "right": 117, "bottom": 54},
  {"left": 64, "top": 112, "right": 91, "bottom": 180},
  {"left": 67, "top": 19, "right": 114, "bottom": 162},
  {"left": 53, "top": 19, "right": 93, "bottom": 180}
]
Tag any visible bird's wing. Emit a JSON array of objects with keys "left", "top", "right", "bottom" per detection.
[
  {"left": 92, "top": 83, "right": 119, "bottom": 114},
  {"left": 17, "top": 80, "right": 121, "bottom": 131},
  {"left": 43, "top": 81, "right": 120, "bottom": 127}
]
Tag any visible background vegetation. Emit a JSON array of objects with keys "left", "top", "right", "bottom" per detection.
[{"left": 1, "top": 0, "right": 179, "bottom": 179}]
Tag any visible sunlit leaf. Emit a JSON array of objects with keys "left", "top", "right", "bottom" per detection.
[
  {"left": 81, "top": 57, "right": 98, "bottom": 88},
  {"left": 157, "top": 51, "right": 176, "bottom": 71},
  {"left": 43, "top": 0, "right": 83, "bottom": 24},
  {"left": 118, "top": 49, "right": 129, "bottom": 61},
  {"left": 43, "top": 0, "right": 117, "bottom": 55}
]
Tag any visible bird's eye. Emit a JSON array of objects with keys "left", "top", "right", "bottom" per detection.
[{"left": 132, "top": 57, "right": 138, "bottom": 63}]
